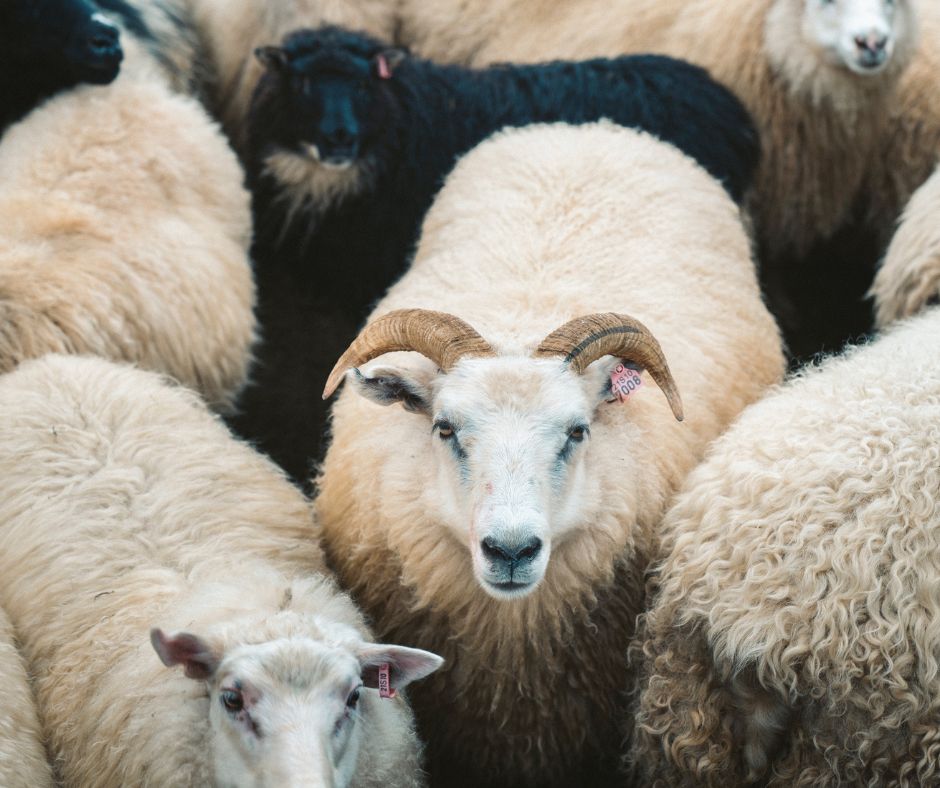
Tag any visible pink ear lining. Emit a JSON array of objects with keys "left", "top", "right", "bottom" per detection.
[{"left": 376, "top": 54, "right": 392, "bottom": 80}]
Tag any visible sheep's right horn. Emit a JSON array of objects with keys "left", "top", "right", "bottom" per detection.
[{"left": 323, "top": 309, "right": 495, "bottom": 398}]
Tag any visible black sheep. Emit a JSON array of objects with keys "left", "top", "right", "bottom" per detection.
[
  {"left": 231, "top": 25, "right": 761, "bottom": 486},
  {"left": 0, "top": 0, "right": 126, "bottom": 134}
]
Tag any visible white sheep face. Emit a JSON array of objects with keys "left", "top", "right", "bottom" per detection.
[
  {"left": 354, "top": 355, "right": 619, "bottom": 600},
  {"left": 802, "top": 0, "right": 909, "bottom": 74},
  {"left": 151, "top": 627, "right": 443, "bottom": 787}
]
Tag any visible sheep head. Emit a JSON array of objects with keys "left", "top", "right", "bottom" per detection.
[
  {"left": 151, "top": 620, "right": 442, "bottom": 787},
  {"left": 324, "top": 309, "right": 682, "bottom": 600}
]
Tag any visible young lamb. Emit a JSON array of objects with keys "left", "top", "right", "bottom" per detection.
[
  {"left": 231, "top": 24, "right": 760, "bottom": 483},
  {"left": 0, "top": 0, "right": 123, "bottom": 135},
  {"left": 0, "top": 608, "right": 53, "bottom": 788},
  {"left": 184, "top": 0, "right": 398, "bottom": 149},
  {"left": 629, "top": 306, "right": 940, "bottom": 787},
  {"left": 0, "top": 354, "right": 442, "bottom": 788},
  {"left": 0, "top": 48, "right": 255, "bottom": 411},
  {"left": 870, "top": 162, "right": 940, "bottom": 328},
  {"left": 399, "top": 0, "right": 938, "bottom": 362},
  {"left": 316, "top": 121, "right": 785, "bottom": 787}
]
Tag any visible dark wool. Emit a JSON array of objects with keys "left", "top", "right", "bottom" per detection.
[
  {"left": 231, "top": 25, "right": 761, "bottom": 486},
  {"left": 0, "top": 0, "right": 131, "bottom": 135}
]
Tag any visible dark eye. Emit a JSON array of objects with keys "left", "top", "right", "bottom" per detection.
[
  {"left": 435, "top": 420, "right": 454, "bottom": 440},
  {"left": 221, "top": 689, "right": 243, "bottom": 713},
  {"left": 346, "top": 687, "right": 361, "bottom": 709},
  {"left": 568, "top": 425, "right": 588, "bottom": 443}
]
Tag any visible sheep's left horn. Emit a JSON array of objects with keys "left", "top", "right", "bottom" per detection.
[
  {"left": 323, "top": 308, "right": 496, "bottom": 398},
  {"left": 533, "top": 313, "right": 683, "bottom": 421}
]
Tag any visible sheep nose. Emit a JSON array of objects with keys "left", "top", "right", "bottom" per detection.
[
  {"left": 480, "top": 536, "right": 543, "bottom": 567},
  {"left": 854, "top": 32, "right": 888, "bottom": 55},
  {"left": 88, "top": 23, "right": 119, "bottom": 55},
  {"left": 324, "top": 127, "right": 356, "bottom": 148}
]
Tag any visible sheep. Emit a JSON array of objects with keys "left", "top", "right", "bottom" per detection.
[
  {"left": 231, "top": 24, "right": 760, "bottom": 484},
  {"left": 0, "top": 51, "right": 256, "bottom": 412},
  {"left": 0, "top": 607, "right": 53, "bottom": 788},
  {"left": 184, "top": 0, "right": 398, "bottom": 150},
  {"left": 315, "top": 121, "right": 785, "bottom": 788},
  {"left": 0, "top": 353, "right": 442, "bottom": 787},
  {"left": 628, "top": 306, "right": 940, "bottom": 787},
  {"left": 0, "top": 0, "right": 123, "bottom": 136},
  {"left": 870, "top": 162, "right": 940, "bottom": 328},
  {"left": 398, "top": 0, "right": 939, "bottom": 362}
]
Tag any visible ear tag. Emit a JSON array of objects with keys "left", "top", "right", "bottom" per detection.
[
  {"left": 610, "top": 362, "right": 643, "bottom": 404},
  {"left": 378, "top": 663, "right": 396, "bottom": 698},
  {"left": 376, "top": 54, "right": 392, "bottom": 80}
]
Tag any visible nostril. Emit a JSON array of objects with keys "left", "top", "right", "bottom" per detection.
[
  {"left": 481, "top": 537, "right": 511, "bottom": 563},
  {"left": 870, "top": 35, "right": 888, "bottom": 52},
  {"left": 516, "top": 537, "right": 542, "bottom": 562}
]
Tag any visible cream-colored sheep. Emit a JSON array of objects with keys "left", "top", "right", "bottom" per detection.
[
  {"left": 186, "top": 0, "right": 397, "bottom": 149},
  {"left": 0, "top": 354, "right": 441, "bottom": 787},
  {"left": 630, "top": 306, "right": 940, "bottom": 787},
  {"left": 871, "top": 162, "right": 940, "bottom": 327},
  {"left": 0, "top": 608, "right": 52, "bottom": 788},
  {"left": 399, "top": 0, "right": 940, "bottom": 356},
  {"left": 316, "top": 122, "right": 785, "bottom": 787},
  {"left": 0, "top": 53, "right": 255, "bottom": 412}
]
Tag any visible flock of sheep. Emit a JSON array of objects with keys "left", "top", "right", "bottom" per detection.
[{"left": 0, "top": 0, "right": 938, "bottom": 787}]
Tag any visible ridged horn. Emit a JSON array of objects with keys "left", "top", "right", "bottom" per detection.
[
  {"left": 323, "top": 308, "right": 496, "bottom": 399},
  {"left": 533, "top": 312, "right": 684, "bottom": 421}
]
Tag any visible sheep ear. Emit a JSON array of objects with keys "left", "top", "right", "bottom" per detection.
[
  {"left": 349, "top": 366, "right": 433, "bottom": 415},
  {"left": 358, "top": 643, "right": 444, "bottom": 691},
  {"left": 373, "top": 48, "right": 407, "bottom": 79},
  {"left": 587, "top": 357, "right": 645, "bottom": 408},
  {"left": 255, "top": 45, "right": 288, "bottom": 72},
  {"left": 150, "top": 628, "right": 220, "bottom": 680}
]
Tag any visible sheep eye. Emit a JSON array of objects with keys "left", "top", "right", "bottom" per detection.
[
  {"left": 568, "top": 425, "right": 587, "bottom": 443},
  {"left": 346, "top": 687, "right": 361, "bottom": 709},
  {"left": 435, "top": 420, "right": 454, "bottom": 439},
  {"left": 221, "top": 689, "right": 243, "bottom": 713}
]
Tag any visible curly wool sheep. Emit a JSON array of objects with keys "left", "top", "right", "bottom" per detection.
[
  {"left": 316, "top": 122, "right": 785, "bottom": 787},
  {"left": 0, "top": 58, "right": 255, "bottom": 411},
  {"left": 629, "top": 307, "right": 940, "bottom": 787},
  {"left": 399, "top": 0, "right": 939, "bottom": 361},
  {"left": 232, "top": 24, "right": 759, "bottom": 483},
  {"left": 185, "top": 0, "right": 397, "bottom": 149},
  {"left": 0, "top": 608, "right": 52, "bottom": 788},
  {"left": 0, "top": 0, "right": 123, "bottom": 135},
  {"left": 0, "top": 354, "right": 441, "bottom": 788},
  {"left": 870, "top": 162, "right": 940, "bottom": 328}
]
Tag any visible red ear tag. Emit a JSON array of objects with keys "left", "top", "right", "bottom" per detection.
[
  {"left": 378, "top": 663, "right": 396, "bottom": 698},
  {"left": 610, "top": 363, "right": 643, "bottom": 404},
  {"left": 377, "top": 54, "right": 392, "bottom": 80}
]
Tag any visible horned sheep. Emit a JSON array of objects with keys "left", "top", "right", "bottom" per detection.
[
  {"left": 0, "top": 44, "right": 255, "bottom": 412},
  {"left": 398, "top": 0, "right": 940, "bottom": 361},
  {"left": 0, "top": 607, "right": 53, "bottom": 788},
  {"left": 232, "top": 24, "right": 759, "bottom": 483},
  {"left": 0, "top": 354, "right": 442, "bottom": 788},
  {"left": 629, "top": 306, "right": 940, "bottom": 786},
  {"left": 316, "top": 122, "right": 785, "bottom": 787}
]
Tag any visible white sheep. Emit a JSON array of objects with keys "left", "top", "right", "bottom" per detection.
[
  {"left": 630, "top": 306, "right": 940, "bottom": 786},
  {"left": 316, "top": 121, "right": 785, "bottom": 787},
  {"left": 0, "top": 47, "right": 255, "bottom": 412},
  {"left": 185, "top": 0, "right": 398, "bottom": 149},
  {"left": 0, "top": 607, "right": 53, "bottom": 788},
  {"left": 0, "top": 354, "right": 441, "bottom": 787},
  {"left": 398, "top": 0, "right": 940, "bottom": 359},
  {"left": 871, "top": 161, "right": 940, "bottom": 327}
]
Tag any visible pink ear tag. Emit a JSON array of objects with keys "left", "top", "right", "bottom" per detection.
[
  {"left": 378, "top": 663, "right": 396, "bottom": 698},
  {"left": 376, "top": 54, "right": 392, "bottom": 80},
  {"left": 610, "top": 363, "right": 643, "bottom": 404}
]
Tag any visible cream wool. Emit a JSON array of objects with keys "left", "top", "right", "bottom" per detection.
[
  {"left": 0, "top": 355, "right": 436, "bottom": 788},
  {"left": 316, "top": 122, "right": 784, "bottom": 787},
  {"left": 186, "top": 0, "right": 397, "bottom": 150},
  {"left": 0, "top": 608, "right": 53, "bottom": 788},
  {"left": 630, "top": 307, "right": 940, "bottom": 786},
  {"left": 0, "top": 64, "right": 255, "bottom": 412}
]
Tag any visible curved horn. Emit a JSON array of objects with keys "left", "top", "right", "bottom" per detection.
[
  {"left": 323, "top": 308, "right": 496, "bottom": 399},
  {"left": 533, "top": 313, "right": 684, "bottom": 421}
]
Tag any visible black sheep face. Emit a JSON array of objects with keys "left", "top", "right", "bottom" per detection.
[
  {"left": 253, "top": 27, "right": 405, "bottom": 171},
  {"left": 2, "top": 0, "right": 123, "bottom": 86}
]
